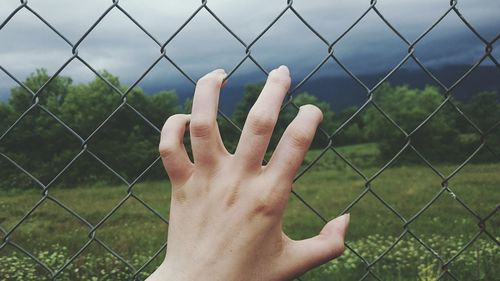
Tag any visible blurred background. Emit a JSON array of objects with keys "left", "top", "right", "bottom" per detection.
[{"left": 0, "top": 0, "right": 499, "bottom": 280}]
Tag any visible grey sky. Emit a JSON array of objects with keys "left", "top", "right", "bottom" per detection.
[{"left": 0, "top": 0, "right": 498, "bottom": 99}]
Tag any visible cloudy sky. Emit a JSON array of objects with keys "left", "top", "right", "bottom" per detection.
[{"left": 0, "top": 0, "right": 498, "bottom": 99}]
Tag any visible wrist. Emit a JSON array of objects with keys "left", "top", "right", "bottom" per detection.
[
  {"left": 148, "top": 256, "right": 240, "bottom": 281},
  {"left": 147, "top": 259, "right": 211, "bottom": 281}
]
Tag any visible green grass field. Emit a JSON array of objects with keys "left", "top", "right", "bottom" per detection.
[{"left": 0, "top": 144, "right": 499, "bottom": 280}]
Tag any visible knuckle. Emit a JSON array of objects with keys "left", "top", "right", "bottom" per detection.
[
  {"left": 247, "top": 112, "right": 275, "bottom": 135},
  {"left": 190, "top": 118, "right": 214, "bottom": 138},
  {"left": 159, "top": 141, "right": 177, "bottom": 158},
  {"left": 338, "top": 241, "right": 346, "bottom": 255},
  {"left": 160, "top": 114, "right": 188, "bottom": 157},
  {"left": 268, "top": 70, "right": 291, "bottom": 89},
  {"left": 329, "top": 238, "right": 345, "bottom": 258},
  {"left": 319, "top": 232, "right": 345, "bottom": 259},
  {"left": 252, "top": 187, "right": 285, "bottom": 217},
  {"left": 172, "top": 188, "right": 188, "bottom": 204},
  {"left": 253, "top": 196, "right": 279, "bottom": 217},
  {"left": 224, "top": 189, "right": 240, "bottom": 209},
  {"left": 288, "top": 127, "right": 313, "bottom": 149}
]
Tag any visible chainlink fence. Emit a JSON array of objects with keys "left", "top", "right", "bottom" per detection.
[{"left": 0, "top": 0, "right": 499, "bottom": 280}]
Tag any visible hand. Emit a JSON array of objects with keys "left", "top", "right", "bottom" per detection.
[{"left": 148, "top": 66, "right": 350, "bottom": 281}]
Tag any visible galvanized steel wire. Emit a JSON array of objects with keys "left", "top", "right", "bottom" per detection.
[{"left": 0, "top": 0, "right": 499, "bottom": 280}]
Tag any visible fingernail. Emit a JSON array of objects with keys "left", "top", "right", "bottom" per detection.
[
  {"left": 278, "top": 65, "right": 289, "bottom": 74},
  {"left": 214, "top": 68, "right": 226, "bottom": 75},
  {"left": 344, "top": 213, "right": 350, "bottom": 226},
  {"left": 342, "top": 213, "right": 350, "bottom": 236}
]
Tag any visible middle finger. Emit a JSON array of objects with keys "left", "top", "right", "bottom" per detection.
[{"left": 234, "top": 65, "right": 291, "bottom": 171}]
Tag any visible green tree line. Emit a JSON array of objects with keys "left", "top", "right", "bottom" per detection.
[{"left": 0, "top": 70, "right": 498, "bottom": 189}]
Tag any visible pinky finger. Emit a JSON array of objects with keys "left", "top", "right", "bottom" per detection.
[{"left": 159, "top": 114, "right": 194, "bottom": 186}]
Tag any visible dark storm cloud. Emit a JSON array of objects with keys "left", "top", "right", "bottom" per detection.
[{"left": 0, "top": 0, "right": 498, "bottom": 99}]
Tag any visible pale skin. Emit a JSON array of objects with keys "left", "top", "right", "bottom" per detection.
[{"left": 148, "top": 65, "right": 350, "bottom": 281}]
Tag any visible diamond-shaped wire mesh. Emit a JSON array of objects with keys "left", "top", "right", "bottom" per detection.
[{"left": 0, "top": 0, "right": 499, "bottom": 280}]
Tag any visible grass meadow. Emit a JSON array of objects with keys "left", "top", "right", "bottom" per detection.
[{"left": 0, "top": 144, "right": 499, "bottom": 280}]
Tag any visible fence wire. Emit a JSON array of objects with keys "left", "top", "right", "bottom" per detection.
[{"left": 0, "top": 0, "right": 499, "bottom": 280}]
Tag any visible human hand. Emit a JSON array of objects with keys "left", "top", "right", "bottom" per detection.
[{"left": 148, "top": 66, "right": 350, "bottom": 281}]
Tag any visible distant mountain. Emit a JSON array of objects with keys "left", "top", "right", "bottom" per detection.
[
  {"left": 164, "top": 64, "right": 499, "bottom": 114},
  {"left": 297, "top": 64, "right": 500, "bottom": 112},
  {"left": 1, "top": 65, "right": 495, "bottom": 114}
]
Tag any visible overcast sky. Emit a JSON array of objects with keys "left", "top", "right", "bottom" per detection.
[{"left": 0, "top": 0, "right": 498, "bottom": 99}]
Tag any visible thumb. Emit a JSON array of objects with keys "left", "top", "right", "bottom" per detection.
[{"left": 285, "top": 214, "right": 350, "bottom": 277}]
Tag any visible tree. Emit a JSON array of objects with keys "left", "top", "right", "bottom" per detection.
[
  {"left": 460, "top": 91, "right": 500, "bottom": 161},
  {"left": 0, "top": 69, "right": 181, "bottom": 188},
  {"left": 1, "top": 69, "right": 75, "bottom": 188},
  {"left": 363, "top": 83, "right": 462, "bottom": 162},
  {"left": 461, "top": 91, "right": 499, "bottom": 131},
  {"left": 0, "top": 101, "right": 13, "bottom": 133},
  {"left": 2, "top": 72, "right": 497, "bottom": 189}
]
